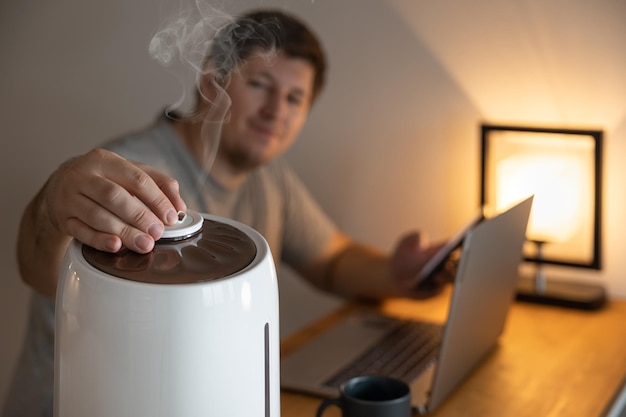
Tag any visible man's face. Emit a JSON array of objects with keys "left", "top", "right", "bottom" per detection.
[{"left": 216, "top": 52, "right": 314, "bottom": 171}]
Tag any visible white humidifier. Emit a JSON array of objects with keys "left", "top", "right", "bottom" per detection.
[{"left": 54, "top": 211, "right": 280, "bottom": 417}]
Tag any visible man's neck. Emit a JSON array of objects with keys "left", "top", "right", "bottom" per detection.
[{"left": 170, "top": 118, "right": 248, "bottom": 190}]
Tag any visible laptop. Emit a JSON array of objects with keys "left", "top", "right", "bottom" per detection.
[{"left": 280, "top": 196, "right": 533, "bottom": 414}]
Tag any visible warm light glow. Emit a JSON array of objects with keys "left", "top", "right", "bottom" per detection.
[
  {"left": 484, "top": 130, "right": 597, "bottom": 264},
  {"left": 496, "top": 154, "right": 584, "bottom": 243}
]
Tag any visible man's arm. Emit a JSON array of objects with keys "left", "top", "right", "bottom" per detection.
[
  {"left": 297, "top": 231, "right": 446, "bottom": 300},
  {"left": 17, "top": 188, "right": 73, "bottom": 297},
  {"left": 16, "top": 148, "right": 187, "bottom": 297}
]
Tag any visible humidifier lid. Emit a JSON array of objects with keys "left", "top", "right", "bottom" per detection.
[{"left": 82, "top": 211, "right": 257, "bottom": 284}]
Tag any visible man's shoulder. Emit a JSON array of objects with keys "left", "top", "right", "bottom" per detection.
[
  {"left": 248, "top": 158, "right": 312, "bottom": 201},
  {"left": 102, "top": 114, "right": 176, "bottom": 161}
]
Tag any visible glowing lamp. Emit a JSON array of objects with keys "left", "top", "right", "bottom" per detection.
[{"left": 481, "top": 124, "right": 605, "bottom": 310}]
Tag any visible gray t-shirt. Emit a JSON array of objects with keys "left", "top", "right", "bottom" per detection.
[{"left": 2, "top": 114, "right": 337, "bottom": 417}]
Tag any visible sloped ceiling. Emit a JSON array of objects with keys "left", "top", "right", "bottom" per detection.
[{"left": 386, "top": 0, "right": 626, "bottom": 130}]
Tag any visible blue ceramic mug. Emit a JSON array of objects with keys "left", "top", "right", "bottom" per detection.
[{"left": 316, "top": 375, "right": 412, "bottom": 417}]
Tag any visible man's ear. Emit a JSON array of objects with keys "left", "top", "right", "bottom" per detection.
[
  {"left": 198, "top": 69, "right": 232, "bottom": 104},
  {"left": 198, "top": 72, "right": 219, "bottom": 103}
]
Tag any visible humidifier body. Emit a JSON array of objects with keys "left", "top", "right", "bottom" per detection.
[{"left": 54, "top": 212, "right": 280, "bottom": 417}]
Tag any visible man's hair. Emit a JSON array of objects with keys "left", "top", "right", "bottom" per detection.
[{"left": 207, "top": 9, "right": 327, "bottom": 103}]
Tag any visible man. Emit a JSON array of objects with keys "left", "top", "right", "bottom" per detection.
[{"left": 4, "top": 9, "right": 446, "bottom": 417}]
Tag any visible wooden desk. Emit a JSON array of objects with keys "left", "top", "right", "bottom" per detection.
[{"left": 280, "top": 286, "right": 626, "bottom": 417}]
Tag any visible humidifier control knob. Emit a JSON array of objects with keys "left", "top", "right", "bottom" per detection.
[{"left": 161, "top": 210, "right": 204, "bottom": 240}]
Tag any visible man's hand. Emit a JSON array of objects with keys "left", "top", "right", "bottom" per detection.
[
  {"left": 43, "top": 148, "right": 187, "bottom": 253},
  {"left": 390, "top": 232, "right": 450, "bottom": 298}
]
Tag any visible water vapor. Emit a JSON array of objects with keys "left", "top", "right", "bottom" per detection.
[{"left": 147, "top": 1, "right": 280, "bottom": 199}]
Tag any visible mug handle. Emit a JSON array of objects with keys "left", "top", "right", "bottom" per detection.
[{"left": 316, "top": 397, "right": 342, "bottom": 417}]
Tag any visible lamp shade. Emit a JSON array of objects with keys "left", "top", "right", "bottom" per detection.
[{"left": 481, "top": 124, "right": 602, "bottom": 269}]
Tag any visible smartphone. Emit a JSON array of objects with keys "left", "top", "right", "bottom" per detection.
[{"left": 416, "top": 211, "right": 484, "bottom": 286}]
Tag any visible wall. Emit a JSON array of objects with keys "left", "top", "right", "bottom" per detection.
[
  {"left": 385, "top": 0, "right": 626, "bottom": 289},
  {"left": 1, "top": 0, "right": 624, "bottom": 408}
]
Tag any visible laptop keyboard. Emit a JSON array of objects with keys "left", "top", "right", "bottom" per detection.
[{"left": 322, "top": 318, "right": 443, "bottom": 388}]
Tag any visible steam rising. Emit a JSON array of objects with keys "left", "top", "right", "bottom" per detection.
[
  {"left": 149, "top": 2, "right": 232, "bottom": 73},
  {"left": 147, "top": 1, "right": 279, "bottom": 194}
]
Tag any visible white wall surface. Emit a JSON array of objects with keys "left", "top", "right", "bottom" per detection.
[{"left": 1, "top": 0, "right": 625, "bottom": 408}]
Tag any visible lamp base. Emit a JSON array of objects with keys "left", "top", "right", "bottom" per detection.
[{"left": 515, "top": 275, "right": 607, "bottom": 310}]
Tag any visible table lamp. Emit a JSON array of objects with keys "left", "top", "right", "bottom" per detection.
[{"left": 480, "top": 124, "right": 606, "bottom": 310}]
